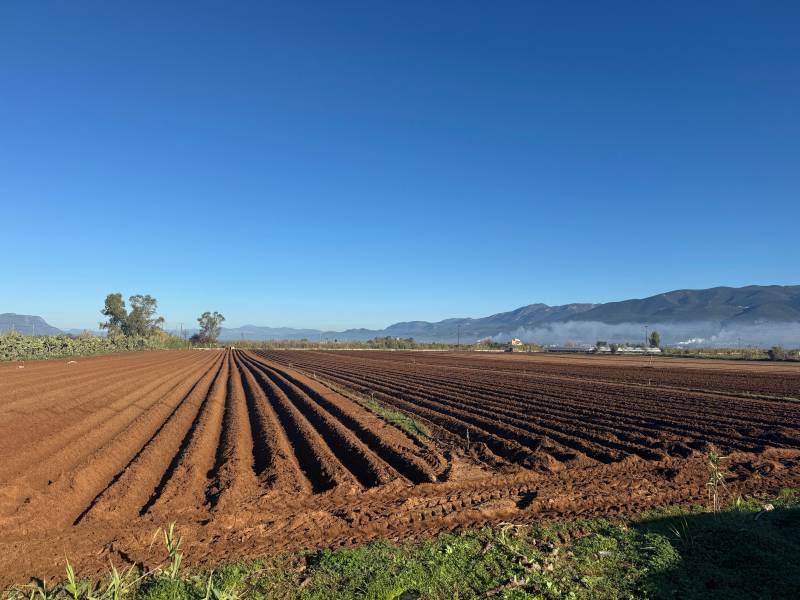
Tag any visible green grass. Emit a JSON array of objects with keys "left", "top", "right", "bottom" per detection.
[{"left": 4, "top": 489, "right": 799, "bottom": 600}]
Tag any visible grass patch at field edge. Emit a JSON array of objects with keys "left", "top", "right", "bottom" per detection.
[
  {"left": 2, "top": 489, "right": 798, "bottom": 600},
  {"left": 313, "top": 376, "right": 430, "bottom": 440}
]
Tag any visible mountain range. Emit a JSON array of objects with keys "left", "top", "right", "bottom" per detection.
[
  {"left": 3, "top": 285, "right": 800, "bottom": 346},
  {"left": 310, "top": 285, "right": 800, "bottom": 345},
  {"left": 0, "top": 314, "right": 62, "bottom": 336}
]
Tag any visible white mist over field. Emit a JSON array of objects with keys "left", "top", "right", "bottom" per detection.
[{"left": 491, "top": 321, "right": 800, "bottom": 347}]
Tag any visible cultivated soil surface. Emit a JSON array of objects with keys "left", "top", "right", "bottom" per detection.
[{"left": 1, "top": 349, "right": 799, "bottom": 585}]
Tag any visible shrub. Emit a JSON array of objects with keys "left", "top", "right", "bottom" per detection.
[{"left": 0, "top": 331, "right": 186, "bottom": 361}]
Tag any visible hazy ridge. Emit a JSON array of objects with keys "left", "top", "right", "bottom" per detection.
[{"left": 4, "top": 285, "right": 799, "bottom": 346}]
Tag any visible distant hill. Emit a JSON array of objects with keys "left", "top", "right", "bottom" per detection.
[
  {"left": 569, "top": 285, "right": 800, "bottom": 325},
  {"left": 214, "top": 325, "right": 327, "bottom": 342},
  {"left": 207, "top": 285, "right": 800, "bottom": 345},
  {"left": 7, "top": 285, "right": 800, "bottom": 346},
  {"left": 304, "top": 286, "right": 797, "bottom": 343},
  {"left": 63, "top": 329, "right": 106, "bottom": 337},
  {"left": 0, "top": 314, "right": 63, "bottom": 336}
]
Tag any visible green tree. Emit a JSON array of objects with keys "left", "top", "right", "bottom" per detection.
[
  {"left": 125, "top": 294, "right": 165, "bottom": 336},
  {"left": 649, "top": 330, "right": 661, "bottom": 348},
  {"left": 197, "top": 311, "right": 225, "bottom": 343},
  {"left": 609, "top": 343, "right": 619, "bottom": 354},
  {"left": 100, "top": 293, "right": 128, "bottom": 336},
  {"left": 100, "top": 293, "right": 164, "bottom": 336}
]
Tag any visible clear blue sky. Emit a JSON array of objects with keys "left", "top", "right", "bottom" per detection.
[{"left": 2, "top": 2, "right": 798, "bottom": 331}]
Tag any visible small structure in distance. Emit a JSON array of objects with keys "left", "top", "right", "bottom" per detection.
[{"left": 505, "top": 338, "right": 524, "bottom": 352}]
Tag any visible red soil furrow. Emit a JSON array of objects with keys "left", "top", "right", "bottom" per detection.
[
  {"left": 205, "top": 353, "right": 262, "bottom": 509},
  {"left": 75, "top": 352, "right": 225, "bottom": 524},
  {"left": 145, "top": 352, "right": 232, "bottom": 515},
  {"left": 0, "top": 357, "right": 206, "bottom": 463},
  {"left": 233, "top": 352, "right": 313, "bottom": 495},
  {"left": 235, "top": 355, "right": 358, "bottom": 493},
  {"left": 426, "top": 352, "right": 798, "bottom": 429},
  {"left": 287, "top": 361, "right": 662, "bottom": 462},
  {"left": 265, "top": 351, "right": 800, "bottom": 456},
  {"left": 266, "top": 354, "right": 760, "bottom": 462},
  {"left": 0, "top": 352, "right": 201, "bottom": 418},
  {"left": 0, "top": 352, "right": 220, "bottom": 495},
  {"left": 247, "top": 353, "right": 440, "bottom": 484},
  {"left": 499, "top": 369, "right": 800, "bottom": 417},
  {"left": 239, "top": 352, "right": 394, "bottom": 488},
  {"left": 548, "top": 390, "right": 800, "bottom": 452},
  {"left": 0, "top": 352, "right": 221, "bottom": 530},
  {"left": 70, "top": 448, "right": 798, "bottom": 582},
  {"left": 277, "top": 364, "right": 551, "bottom": 469},
  {"left": 286, "top": 353, "right": 794, "bottom": 430},
  {"left": 302, "top": 350, "right": 800, "bottom": 410},
  {"left": 340, "top": 368, "right": 760, "bottom": 457},
  {"left": 452, "top": 375, "right": 798, "bottom": 452},
  {"left": 425, "top": 369, "right": 796, "bottom": 454},
  {"left": 386, "top": 363, "right": 778, "bottom": 423},
  {"left": 327, "top": 350, "right": 800, "bottom": 398},
  {"left": 303, "top": 374, "right": 450, "bottom": 477},
  {"left": 0, "top": 351, "right": 177, "bottom": 399},
  {"left": 2, "top": 349, "right": 800, "bottom": 585},
  {"left": 478, "top": 382, "right": 795, "bottom": 448},
  {"left": 257, "top": 358, "right": 611, "bottom": 464},
  {"left": 448, "top": 376, "right": 800, "bottom": 452},
  {"left": 409, "top": 386, "right": 665, "bottom": 461},
  {"left": 353, "top": 371, "right": 679, "bottom": 453},
  {"left": 517, "top": 374, "right": 800, "bottom": 426}
]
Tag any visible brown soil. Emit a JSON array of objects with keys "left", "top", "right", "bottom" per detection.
[{"left": 1, "top": 349, "right": 798, "bottom": 585}]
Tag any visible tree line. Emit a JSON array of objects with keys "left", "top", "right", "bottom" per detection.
[
  {"left": 100, "top": 293, "right": 224, "bottom": 343},
  {"left": 0, "top": 294, "right": 226, "bottom": 361}
]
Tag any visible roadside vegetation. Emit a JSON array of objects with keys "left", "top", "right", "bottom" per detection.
[
  {"left": 0, "top": 329, "right": 186, "bottom": 361},
  {"left": 661, "top": 346, "right": 800, "bottom": 361},
  {"left": 231, "top": 337, "right": 545, "bottom": 352},
  {"left": 0, "top": 294, "right": 228, "bottom": 361},
  {"left": 231, "top": 336, "right": 468, "bottom": 351},
  {"left": 216, "top": 337, "right": 800, "bottom": 361},
  {"left": 2, "top": 489, "right": 797, "bottom": 600}
]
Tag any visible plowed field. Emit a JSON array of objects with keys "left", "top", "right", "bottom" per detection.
[{"left": 1, "top": 349, "right": 799, "bottom": 584}]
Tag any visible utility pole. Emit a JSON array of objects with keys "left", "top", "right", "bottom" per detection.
[
  {"left": 457, "top": 324, "right": 461, "bottom": 350},
  {"left": 644, "top": 325, "right": 649, "bottom": 347}
]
